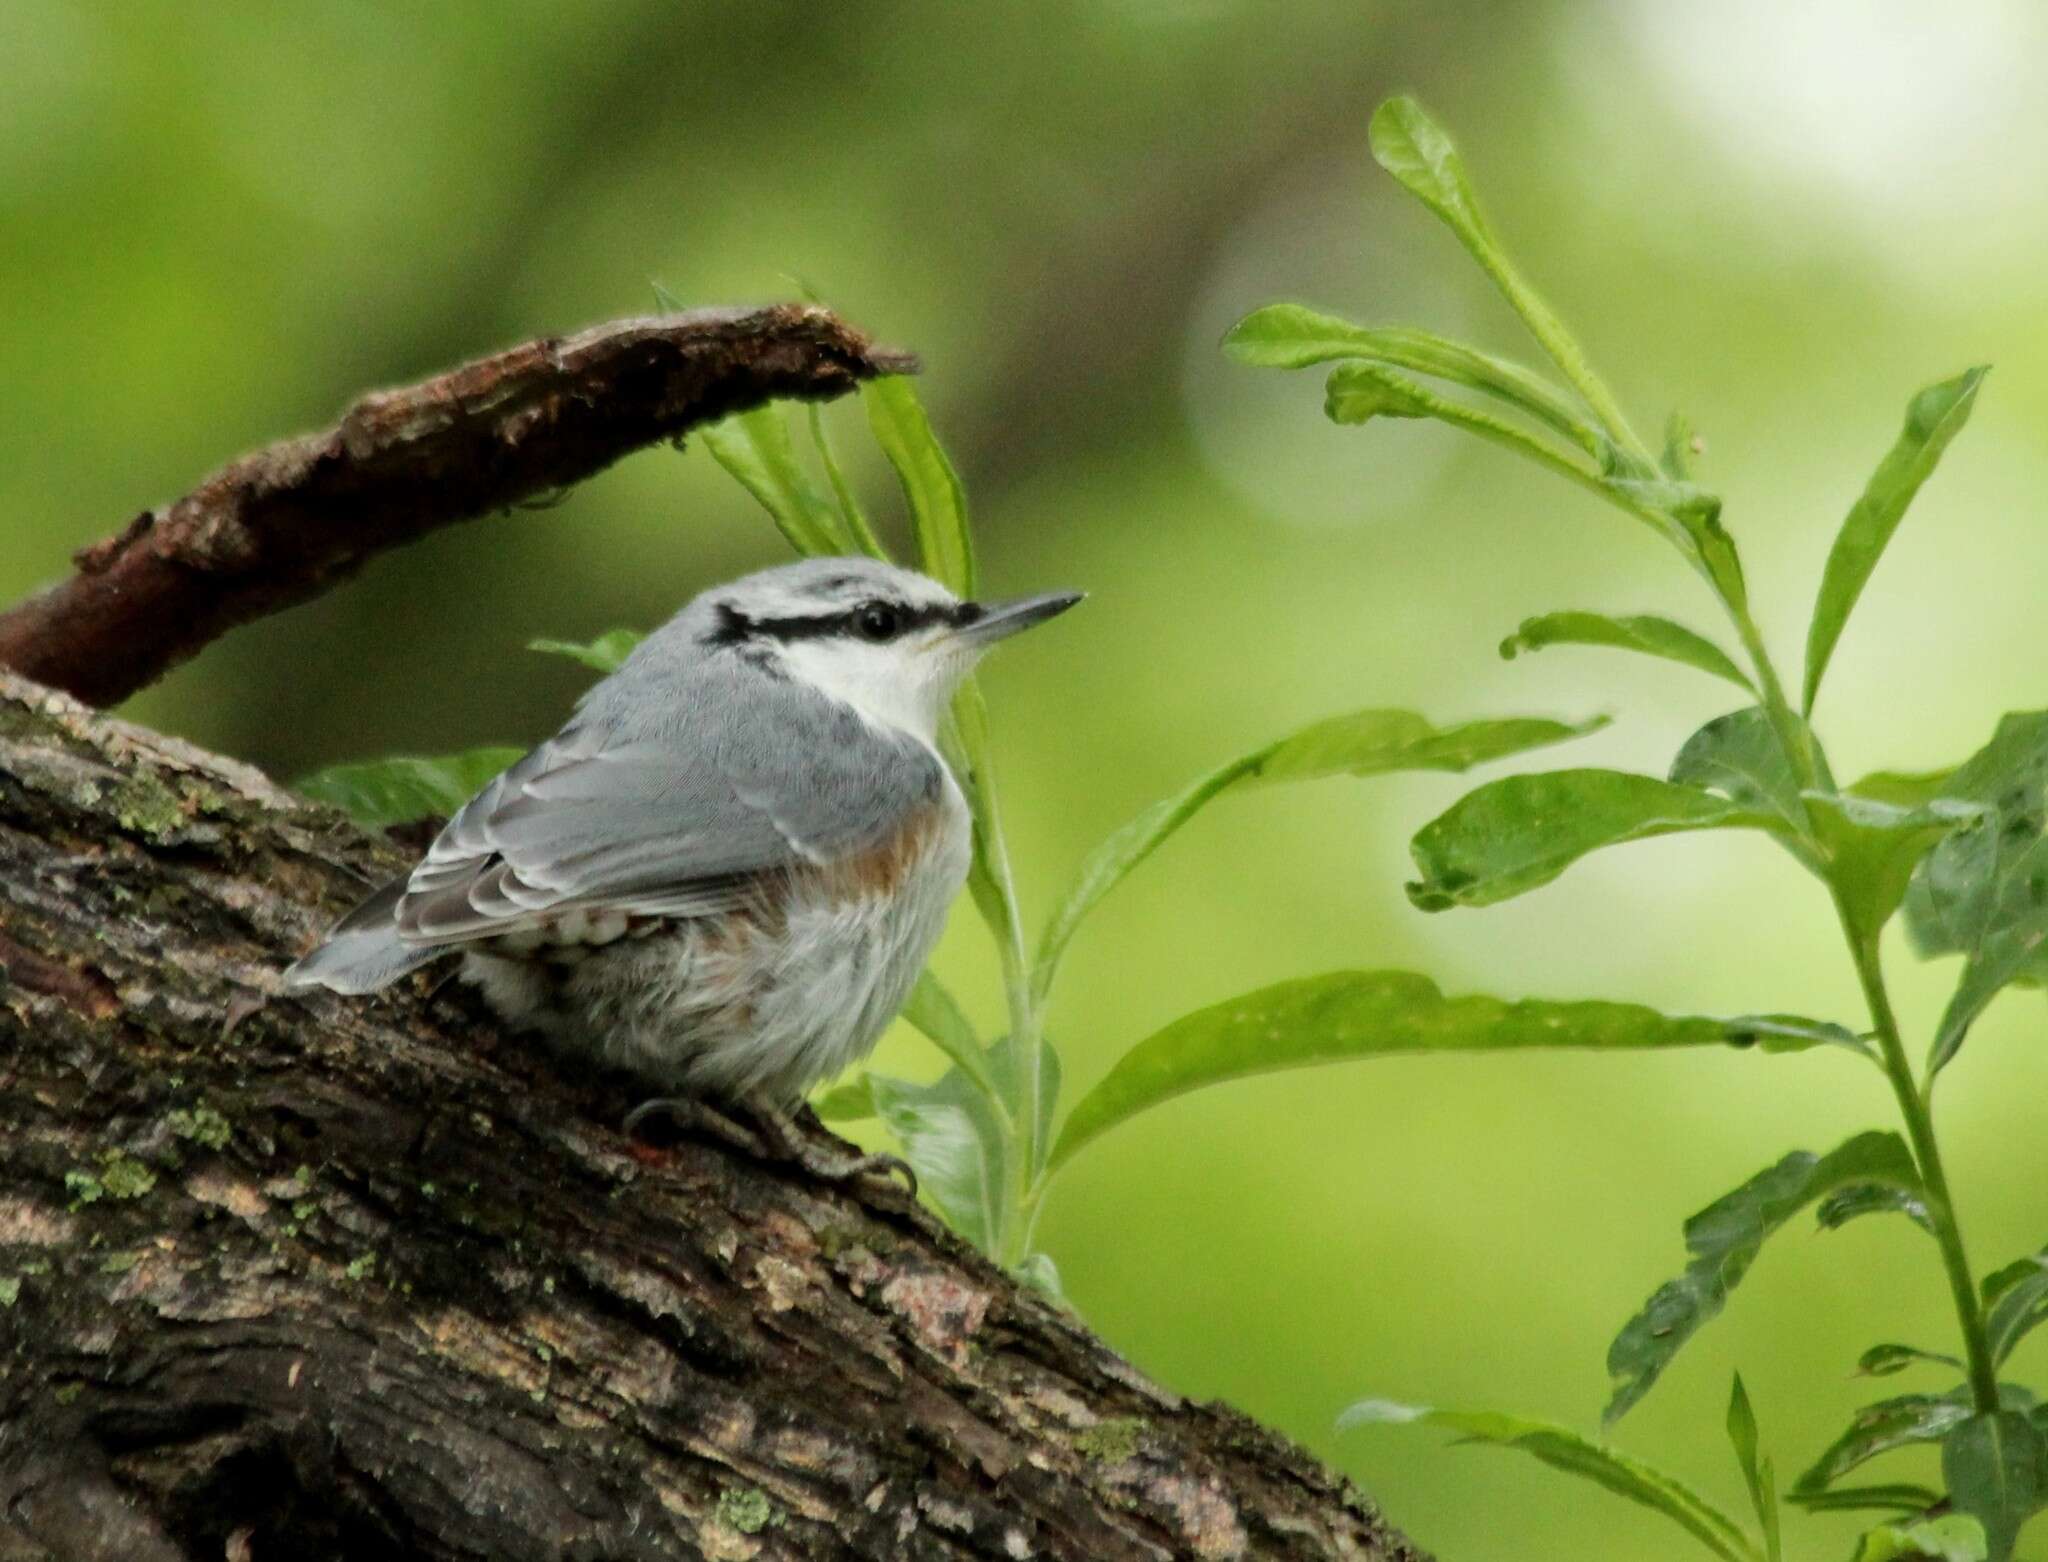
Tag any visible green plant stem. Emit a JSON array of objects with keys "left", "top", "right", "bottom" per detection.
[
  {"left": 1727, "top": 606, "right": 1826, "bottom": 793},
  {"left": 1724, "top": 592, "right": 1997, "bottom": 1413},
  {"left": 1841, "top": 918, "right": 2001, "bottom": 1415},
  {"left": 952, "top": 693, "right": 1042, "bottom": 1266}
]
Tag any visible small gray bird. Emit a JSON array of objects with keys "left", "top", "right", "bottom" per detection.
[{"left": 285, "top": 557, "right": 1079, "bottom": 1175}]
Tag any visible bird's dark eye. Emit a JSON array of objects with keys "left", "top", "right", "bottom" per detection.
[{"left": 855, "top": 600, "right": 901, "bottom": 641}]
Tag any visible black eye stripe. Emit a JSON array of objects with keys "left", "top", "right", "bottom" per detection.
[{"left": 705, "top": 600, "right": 973, "bottom": 647}]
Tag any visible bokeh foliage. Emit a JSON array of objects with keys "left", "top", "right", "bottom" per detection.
[{"left": 11, "top": 5, "right": 2048, "bottom": 1558}]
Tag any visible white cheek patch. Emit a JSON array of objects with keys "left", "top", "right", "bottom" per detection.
[{"left": 774, "top": 636, "right": 968, "bottom": 744}]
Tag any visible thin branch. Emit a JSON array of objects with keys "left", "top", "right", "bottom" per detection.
[{"left": 0, "top": 305, "right": 915, "bottom": 707}]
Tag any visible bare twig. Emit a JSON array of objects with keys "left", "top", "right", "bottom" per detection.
[{"left": 0, "top": 305, "right": 915, "bottom": 707}]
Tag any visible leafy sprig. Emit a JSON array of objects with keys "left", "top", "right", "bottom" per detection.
[{"left": 1234, "top": 95, "right": 2040, "bottom": 1562}]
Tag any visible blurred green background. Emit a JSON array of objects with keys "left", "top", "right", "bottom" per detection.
[{"left": 9, "top": 2, "right": 2048, "bottom": 1556}]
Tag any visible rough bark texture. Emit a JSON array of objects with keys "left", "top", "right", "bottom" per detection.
[
  {"left": 0, "top": 670, "right": 1428, "bottom": 1562},
  {"left": 0, "top": 306, "right": 914, "bottom": 708}
]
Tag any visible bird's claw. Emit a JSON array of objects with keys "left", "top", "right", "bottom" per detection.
[{"left": 623, "top": 1094, "right": 917, "bottom": 1200}]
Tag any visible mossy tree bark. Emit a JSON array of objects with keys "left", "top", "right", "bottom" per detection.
[{"left": 0, "top": 669, "right": 1428, "bottom": 1560}]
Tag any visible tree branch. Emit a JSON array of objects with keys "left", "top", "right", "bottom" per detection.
[
  {"left": 0, "top": 670, "right": 1428, "bottom": 1561},
  {"left": 0, "top": 306, "right": 914, "bottom": 709}
]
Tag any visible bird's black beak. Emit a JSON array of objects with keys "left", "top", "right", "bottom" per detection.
[{"left": 951, "top": 590, "right": 1084, "bottom": 647}]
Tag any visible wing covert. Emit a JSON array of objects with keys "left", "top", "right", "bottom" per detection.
[{"left": 394, "top": 662, "right": 945, "bottom": 944}]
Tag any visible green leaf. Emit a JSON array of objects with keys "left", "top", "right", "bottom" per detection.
[
  {"left": 1803, "top": 367, "right": 1989, "bottom": 716},
  {"left": 1048, "top": 970, "right": 1817, "bottom": 1176},
  {"left": 1607, "top": 1133, "right": 1923, "bottom": 1423},
  {"left": 1731, "top": 1015, "right": 1871, "bottom": 1058},
  {"left": 1033, "top": 709, "right": 1603, "bottom": 1003},
  {"left": 989, "top": 1032, "right": 1061, "bottom": 1181},
  {"left": 1222, "top": 304, "right": 1607, "bottom": 459},
  {"left": 1983, "top": 1253, "right": 2048, "bottom": 1366},
  {"left": 1858, "top": 1345, "right": 1964, "bottom": 1379},
  {"left": 863, "top": 375, "right": 976, "bottom": 597},
  {"left": 700, "top": 404, "right": 850, "bottom": 557},
  {"left": 1501, "top": 612, "right": 1755, "bottom": 693},
  {"left": 1606, "top": 478, "right": 1749, "bottom": 608},
  {"left": 811, "top": 1075, "right": 876, "bottom": 1123},
  {"left": 1663, "top": 411, "right": 1701, "bottom": 481},
  {"left": 1367, "top": 97, "right": 1646, "bottom": 459},
  {"left": 899, "top": 970, "right": 995, "bottom": 1100},
  {"left": 1853, "top": 1515, "right": 1990, "bottom": 1562},
  {"left": 868, "top": 1066, "right": 1008, "bottom": 1254},
  {"left": 805, "top": 401, "right": 889, "bottom": 560},
  {"left": 1808, "top": 792, "right": 1985, "bottom": 941},
  {"left": 1341, "top": 1400, "right": 1759, "bottom": 1562},
  {"left": 1788, "top": 1484, "right": 1943, "bottom": 1517},
  {"left": 1942, "top": 1411, "right": 2045, "bottom": 1561},
  {"left": 1321, "top": 359, "right": 1736, "bottom": 592},
  {"left": 527, "top": 629, "right": 645, "bottom": 674},
  {"left": 1013, "top": 1251, "right": 1066, "bottom": 1306},
  {"left": 1818, "top": 1182, "right": 1936, "bottom": 1235},
  {"left": 1671, "top": 707, "right": 1817, "bottom": 847},
  {"left": 1409, "top": 769, "right": 1787, "bottom": 912},
  {"left": 297, "top": 747, "right": 525, "bottom": 832},
  {"left": 1902, "top": 712, "right": 2048, "bottom": 1071},
  {"left": 1729, "top": 1374, "right": 1783, "bottom": 1562},
  {"left": 1796, "top": 1394, "right": 1977, "bottom": 1494},
  {"left": 1853, "top": 770, "right": 1961, "bottom": 810}
]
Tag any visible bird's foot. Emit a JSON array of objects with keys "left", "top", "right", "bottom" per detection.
[
  {"left": 622, "top": 1094, "right": 917, "bottom": 1200},
  {"left": 622, "top": 1096, "right": 768, "bottom": 1157}
]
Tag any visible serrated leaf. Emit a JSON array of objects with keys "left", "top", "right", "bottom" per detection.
[
  {"left": 1858, "top": 1345, "right": 1964, "bottom": 1378},
  {"left": 1408, "top": 769, "right": 1787, "bottom": 912},
  {"left": 1853, "top": 1514, "right": 1990, "bottom": 1562},
  {"left": 863, "top": 375, "right": 975, "bottom": 597},
  {"left": 297, "top": 747, "right": 524, "bottom": 832},
  {"left": 527, "top": 629, "right": 645, "bottom": 674},
  {"left": 1501, "top": 612, "right": 1754, "bottom": 693},
  {"left": 1804, "top": 367, "right": 1989, "bottom": 715},
  {"left": 811, "top": 1075, "right": 876, "bottom": 1123},
  {"left": 868, "top": 1066, "right": 1007, "bottom": 1254},
  {"left": 1796, "top": 1393, "right": 1977, "bottom": 1493},
  {"left": 1787, "top": 1484, "right": 1943, "bottom": 1517},
  {"left": 1222, "top": 304, "right": 1605, "bottom": 458},
  {"left": 1608, "top": 1133, "right": 1922, "bottom": 1423},
  {"left": 1982, "top": 1253, "right": 2048, "bottom": 1367},
  {"left": 1033, "top": 709, "right": 1602, "bottom": 1003},
  {"left": 1048, "top": 970, "right": 1824, "bottom": 1176},
  {"left": 700, "top": 404, "right": 850, "bottom": 556},
  {"left": 1902, "top": 713, "right": 2048, "bottom": 1071},
  {"left": 1729, "top": 1374, "right": 1783, "bottom": 1562},
  {"left": 1341, "top": 1400, "right": 1759, "bottom": 1562},
  {"left": 1942, "top": 1411, "right": 2045, "bottom": 1561}
]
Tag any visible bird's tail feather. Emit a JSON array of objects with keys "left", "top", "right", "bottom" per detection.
[{"left": 282, "top": 876, "right": 439, "bottom": 994}]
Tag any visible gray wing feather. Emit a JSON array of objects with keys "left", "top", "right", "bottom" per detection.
[{"left": 394, "top": 659, "right": 943, "bottom": 945}]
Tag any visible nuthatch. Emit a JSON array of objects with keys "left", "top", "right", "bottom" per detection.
[{"left": 285, "top": 557, "right": 1081, "bottom": 1180}]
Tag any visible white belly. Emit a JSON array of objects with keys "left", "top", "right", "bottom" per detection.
[{"left": 464, "top": 781, "right": 973, "bottom": 1102}]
